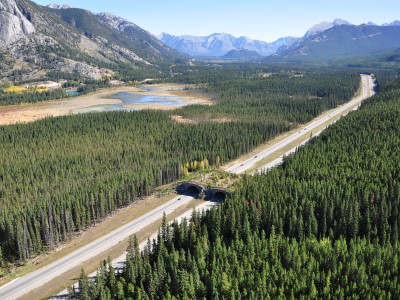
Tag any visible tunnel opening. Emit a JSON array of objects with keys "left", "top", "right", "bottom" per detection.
[
  {"left": 185, "top": 185, "right": 202, "bottom": 197},
  {"left": 211, "top": 191, "right": 227, "bottom": 202}
]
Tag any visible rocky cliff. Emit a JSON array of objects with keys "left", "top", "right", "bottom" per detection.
[
  {"left": 0, "top": 0, "right": 185, "bottom": 83},
  {"left": 0, "top": 0, "right": 35, "bottom": 48}
]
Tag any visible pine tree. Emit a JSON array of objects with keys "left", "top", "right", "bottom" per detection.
[{"left": 79, "top": 269, "right": 93, "bottom": 300}]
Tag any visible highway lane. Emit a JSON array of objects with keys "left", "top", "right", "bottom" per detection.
[
  {"left": 51, "top": 74, "right": 375, "bottom": 298},
  {"left": 0, "top": 194, "right": 196, "bottom": 300},
  {"left": 54, "top": 199, "right": 220, "bottom": 299},
  {"left": 227, "top": 74, "right": 375, "bottom": 174},
  {"left": 110, "top": 199, "right": 220, "bottom": 270},
  {"left": 1, "top": 75, "right": 375, "bottom": 299}
]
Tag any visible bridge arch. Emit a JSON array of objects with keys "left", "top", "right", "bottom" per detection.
[
  {"left": 208, "top": 188, "right": 231, "bottom": 201},
  {"left": 186, "top": 184, "right": 203, "bottom": 195},
  {"left": 176, "top": 182, "right": 205, "bottom": 197},
  {"left": 176, "top": 182, "right": 231, "bottom": 201}
]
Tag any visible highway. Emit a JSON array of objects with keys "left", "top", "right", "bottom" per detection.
[
  {"left": 0, "top": 194, "right": 198, "bottom": 300},
  {"left": 50, "top": 76, "right": 375, "bottom": 298},
  {"left": 50, "top": 74, "right": 375, "bottom": 298},
  {"left": 110, "top": 199, "right": 220, "bottom": 270},
  {"left": 0, "top": 74, "right": 375, "bottom": 300},
  {"left": 53, "top": 199, "right": 220, "bottom": 299},
  {"left": 227, "top": 74, "right": 375, "bottom": 174}
]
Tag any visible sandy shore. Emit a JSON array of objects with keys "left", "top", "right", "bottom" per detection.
[{"left": 0, "top": 84, "right": 213, "bottom": 126}]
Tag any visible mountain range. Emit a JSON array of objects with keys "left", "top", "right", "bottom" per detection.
[
  {"left": 160, "top": 18, "right": 400, "bottom": 61},
  {"left": 159, "top": 32, "right": 292, "bottom": 57},
  {"left": 159, "top": 19, "right": 354, "bottom": 58},
  {"left": 275, "top": 21, "right": 400, "bottom": 60},
  {"left": 1, "top": 0, "right": 400, "bottom": 85}
]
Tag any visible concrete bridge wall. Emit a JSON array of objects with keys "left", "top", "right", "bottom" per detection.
[
  {"left": 209, "top": 188, "right": 231, "bottom": 199},
  {"left": 176, "top": 182, "right": 231, "bottom": 200},
  {"left": 176, "top": 182, "right": 205, "bottom": 195}
]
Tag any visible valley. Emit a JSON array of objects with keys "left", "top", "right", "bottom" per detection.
[
  {"left": 0, "top": 0, "right": 399, "bottom": 299},
  {"left": 0, "top": 84, "right": 213, "bottom": 125},
  {"left": 0, "top": 74, "right": 374, "bottom": 300},
  {"left": 0, "top": 68, "right": 359, "bottom": 284},
  {"left": 226, "top": 74, "right": 375, "bottom": 174}
]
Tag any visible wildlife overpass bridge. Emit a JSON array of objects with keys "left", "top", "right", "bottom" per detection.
[{"left": 176, "top": 181, "right": 231, "bottom": 200}]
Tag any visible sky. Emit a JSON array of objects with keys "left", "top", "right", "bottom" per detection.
[{"left": 33, "top": 0, "right": 400, "bottom": 42}]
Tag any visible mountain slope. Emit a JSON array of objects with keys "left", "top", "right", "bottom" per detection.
[
  {"left": 385, "top": 48, "right": 400, "bottom": 62},
  {"left": 305, "top": 18, "right": 351, "bottom": 38},
  {"left": 222, "top": 49, "right": 262, "bottom": 60},
  {"left": 276, "top": 23, "right": 400, "bottom": 60},
  {"left": 0, "top": 0, "right": 185, "bottom": 83},
  {"left": 48, "top": 6, "right": 188, "bottom": 65},
  {"left": 159, "top": 32, "right": 293, "bottom": 57}
]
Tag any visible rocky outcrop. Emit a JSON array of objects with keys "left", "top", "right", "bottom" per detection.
[
  {"left": 96, "top": 12, "right": 141, "bottom": 32},
  {"left": 47, "top": 3, "right": 73, "bottom": 9},
  {"left": 304, "top": 19, "right": 351, "bottom": 38},
  {"left": 95, "top": 11, "right": 179, "bottom": 61},
  {"left": 0, "top": 0, "right": 35, "bottom": 48},
  {"left": 0, "top": 0, "right": 184, "bottom": 83},
  {"left": 57, "top": 58, "right": 111, "bottom": 80}
]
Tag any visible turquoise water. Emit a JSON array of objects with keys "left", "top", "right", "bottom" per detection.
[
  {"left": 72, "top": 89, "right": 188, "bottom": 114},
  {"left": 113, "top": 92, "right": 187, "bottom": 106},
  {"left": 65, "top": 90, "right": 81, "bottom": 97}
]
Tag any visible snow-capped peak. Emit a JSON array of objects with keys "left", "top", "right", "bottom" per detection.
[
  {"left": 332, "top": 18, "right": 351, "bottom": 26},
  {"left": 305, "top": 19, "right": 352, "bottom": 38}
]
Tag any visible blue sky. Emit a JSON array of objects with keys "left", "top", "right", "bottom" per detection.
[{"left": 34, "top": 0, "right": 400, "bottom": 42}]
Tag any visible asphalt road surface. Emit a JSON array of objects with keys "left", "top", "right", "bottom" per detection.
[
  {"left": 227, "top": 74, "right": 375, "bottom": 174},
  {"left": 0, "top": 74, "right": 374, "bottom": 300},
  {"left": 53, "top": 199, "right": 220, "bottom": 299},
  {"left": 0, "top": 194, "right": 197, "bottom": 300}
]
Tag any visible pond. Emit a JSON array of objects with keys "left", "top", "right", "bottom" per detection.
[
  {"left": 65, "top": 90, "right": 81, "bottom": 97},
  {"left": 72, "top": 90, "right": 190, "bottom": 114}
]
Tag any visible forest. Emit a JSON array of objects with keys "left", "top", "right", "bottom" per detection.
[
  {"left": 0, "top": 74, "right": 113, "bottom": 106},
  {"left": 72, "top": 73, "right": 400, "bottom": 298},
  {"left": 173, "top": 69, "right": 359, "bottom": 124},
  {"left": 0, "top": 87, "right": 67, "bottom": 106},
  {"left": 0, "top": 69, "right": 359, "bottom": 272}
]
